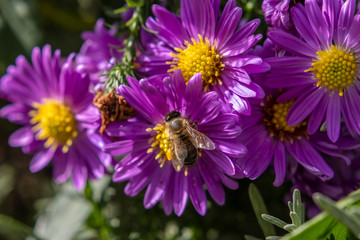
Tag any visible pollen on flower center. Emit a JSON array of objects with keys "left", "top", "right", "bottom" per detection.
[
  {"left": 263, "top": 97, "right": 307, "bottom": 142},
  {"left": 29, "top": 100, "right": 78, "bottom": 153},
  {"left": 146, "top": 124, "right": 172, "bottom": 167},
  {"left": 167, "top": 34, "right": 225, "bottom": 91},
  {"left": 306, "top": 45, "right": 358, "bottom": 96}
]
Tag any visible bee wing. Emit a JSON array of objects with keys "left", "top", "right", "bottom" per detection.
[
  {"left": 169, "top": 132, "right": 188, "bottom": 172},
  {"left": 184, "top": 122, "right": 215, "bottom": 150}
]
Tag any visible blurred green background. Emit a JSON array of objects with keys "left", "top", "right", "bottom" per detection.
[{"left": 0, "top": 0, "right": 290, "bottom": 239}]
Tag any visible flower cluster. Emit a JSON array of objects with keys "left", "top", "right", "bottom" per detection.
[{"left": 1, "top": 0, "right": 360, "bottom": 217}]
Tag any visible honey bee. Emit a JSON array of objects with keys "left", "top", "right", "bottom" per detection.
[{"left": 165, "top": 111, "right": 215, "bottom": 172}]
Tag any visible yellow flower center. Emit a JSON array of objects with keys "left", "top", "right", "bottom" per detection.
[
  {"left": 29, "top": 100, "right": 78, "bottom": 153},
  {"left": 146, "top": 124, "right": 172, "bottom": 168},
  {"left": 306, "top": 45, "right": 358, "bottom": 96},
  {"left": 167, "top": 34, "right": 225, "bottom": 91},
  {"left": 263, "top": 98, "right": 307, "bottom": 142}
]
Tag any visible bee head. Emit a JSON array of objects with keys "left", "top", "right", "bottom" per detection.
[{"left": 165, "top": 111, "right": 181, "bottom": 122}]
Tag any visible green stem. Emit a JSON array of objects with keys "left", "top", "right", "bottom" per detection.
[{"left": 105, "top": 3, "right": 145, "bottom": 90}]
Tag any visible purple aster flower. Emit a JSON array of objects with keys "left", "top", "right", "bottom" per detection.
[
  {"left": 237, "top": 84, "right": 358, "bottom": 186},
  {"left": 262, "top": 0, "right": 322, "bottom": 32},
  {"left": 266, "top": 0, "right": 360, "bottom": 142},
  {"left": 76, "top": 18, "right": 125, "bottom": 86},
  {"left": 0, "top": 45, "right": 112, "bottom": 190},
  {"left": 136, "top": 0, "right": 269, "bottom": 115},
  {"left": 262, "top": 0, "right": 294, "bottom": 31},
  {"left": 105, "top": 70, "right": 245, "bottom": 216}
]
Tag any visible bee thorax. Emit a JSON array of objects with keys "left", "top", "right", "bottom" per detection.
[{"left": 169, "top": 119, "right": 183, "bottom": 131}]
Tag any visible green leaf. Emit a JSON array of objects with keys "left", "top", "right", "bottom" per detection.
[
  {"left": 125, "top": 0, "right": 143, "bottom": 7},
  {"left": 261, "top": 188, "right": 304, "bottom": 236},
  {"left": 114, "top": 6, "right": 133, "bottom": 14},
  {"left": 289, "top": 212, "right": 301, "bottom": 228},
  {"left": 281, "top": 189, "right": 360, "bottom": 240},
  {"left": 262, "top": 214, "right": 287, "bottom": 229},
  {"left": 288, "top": 189, "right": 304, "bottom": 227},
  {"left": 293, "top": 190, "right": 302, "bottom": 219},
  {"left": 248, "top": 183, "right": 276, "bottom": 237},
  {"left": 348, "top": 206, "right": 360, "bottom": 218},
  {"left": 125, "top": 15, "right": 138, "bottom": 27},
  {"left": 301, "top": 202, "right": 306, "bottom": 223},
  {"left": 327, "top": 223, "right": 357, "bottom": 240},
  {"left": 313, "top": 193, "right": 360, "bottom": 238},
  {"left": 284, "top": 224, "right": 297, "bottom": 232},
  {"left": 266, "top": 236, "right": 283, "bottom": 240},
  {"left": 288, "top": 201, "right": 293, "bottom": 213},
  {"left": 281, "top": 213, "right": 337, "bottom": 240}
]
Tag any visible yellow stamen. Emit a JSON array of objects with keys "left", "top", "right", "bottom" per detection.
[
  {"left": 160, "top": 157, "right": 166, "bottom": 168},
  {"left": 263, "top": 98, "right": 307, "bottom": 142},
  {"left": 168, "top": 34, "right": 225, "bottom": 91},
  {"left": 184, "top": 168, "right": 188, "bottom": 176},
  {"left": 306, "top": 45, "right": 358, "bottom": 96},
  {"left": 147, "top": 124, "right": 173, "bottom": 162},
  {"left": 30, "top": 99, "right": 78, "bottom": 153}
]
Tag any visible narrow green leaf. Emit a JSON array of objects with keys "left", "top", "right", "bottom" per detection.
[
  {"left": 288, "top": 201, "right": 293, "bottom": 213},
  {"left": 347, "top": 189, "right": 360, "bottom": 200},
  {"left": 282, "top": 212, "right": 337, "bottom": 240},
  {"left": 248, "top": 183, "right": 276, "bottom": 237},
  {"left": 0, "top": 214, "right": 33, "bottom": 237},
  {"left": 114, "top": 6, "right": 133, "bottom": 14},
  {"left": 125, "top": 0, "right": 142, "bottom": 7},
  {"left": 293, "top": 190, "right": 302, "bottom": 219},
  {"left": 262, "top": 214, "right": 287, "bottom": 229},
  {"left": 281, "top": 189, "right": 360, "bottom": 240},
  {"left": 125, "top": 15, "right": 137, "bottom": 27},
  {"left": 289, "top": 212, "right": 301, "bottom": 228},
  {"left": 348, "top": 206, "right": 360, "bottom": 218},
  {"left": 301, "top": 202, "right": 305, "bottom": 224},
  {"left": 284, "top": 224, "right": 297, "bottom": 232},
  {"left": 313, "top": 193, "right": 360, "bottom": 238},
  {"left": 266, "top": 236, "right": 282, "bottom": 240}
]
